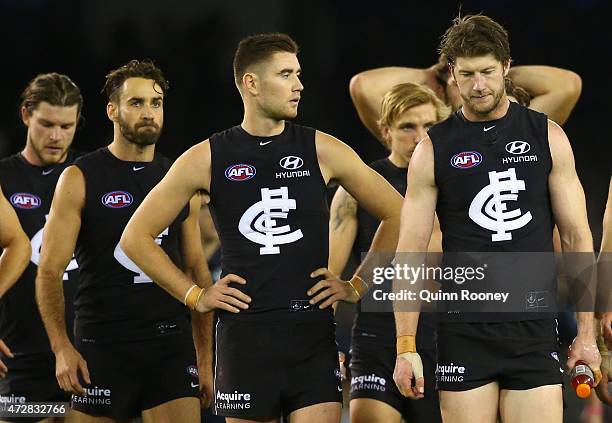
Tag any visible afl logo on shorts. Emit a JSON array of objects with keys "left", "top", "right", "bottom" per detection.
[
  {"left": 225, "top": 164, "right": 256, "bottom": 181},
  {"left": 10, "top": 193, "right": 41, "bottom": 209},
  {"left": 451, "top": 151, "right": 482, "bottom": 169},
  {"left": 102, "top": 191, "right": 133, "bottom": 208}
]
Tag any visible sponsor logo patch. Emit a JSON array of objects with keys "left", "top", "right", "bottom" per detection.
[
  {"left": 505, "top": 141, "right": 531, "bottom": 155},
  {"left": 187, "top": 365, "right": 199, "bottom": 378},
  {"left": 225, "top": 164, "right": 256, "bottom": 181},
  {"left": 101, "top": 191, "right": 133, "bottom": 209},
  {"left": 451, "top": 151, "right": 482, "bottom": 169},
  {"left": 279, "top": 156, "right": 303, "bottom": 170},
  {"left": 10, "top": 193, "right": 41, "bottom": 209}
]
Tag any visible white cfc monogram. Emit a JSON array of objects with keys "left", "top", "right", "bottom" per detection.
[
  {"left": 114, "top": 228, "right": 169, "bottom": 283},
  {"left": 469, "top": 168, "right": 532, "bottom": 242},
  {"left": 238, "top": 187, "right": 303, "bottom": 255}
]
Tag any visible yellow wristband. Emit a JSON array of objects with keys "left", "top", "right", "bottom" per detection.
[
  {"left": 184, "top": 284, "right": 202, "bottom": 310},
  {"left": 349, "top": 275, "right": 369, "bottom": 298},
  {"left": 195, "top": 286, "right": 207, "bottom": 310},
  {"left": 396, "top": 335, "right": 416, "bottom": 355}
]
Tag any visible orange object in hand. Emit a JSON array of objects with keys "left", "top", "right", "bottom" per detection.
[{"left": 570, "top": 360, "right": 595, "bottom": 398}]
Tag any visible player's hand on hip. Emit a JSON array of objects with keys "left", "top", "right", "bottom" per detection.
[
  {"left": 0, "top": 339, "right": 14, "bottom": 378},
  {"left": 393, "top": 352, "right": 425, "bottom": 400},
  {"left": 601, "top": 312, "right": 612, "bottom": 349},
  {"left": 196, "top": 274, "right": 251, "bottom": 314},
  {"left": 54, "top": 343, "right": 90, "bottom": 396},
  {"left": 568, "top": 334, "right": 603, "bottom": 386},
  {"left": 307, "top": 268, "right": 360, "bottom": 309}
]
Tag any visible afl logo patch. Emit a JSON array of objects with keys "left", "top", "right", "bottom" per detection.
[
  {"left": 225, "top": 164, "right": 256, "bottom": 181},
  {"left": 451, "top": 151, "right": 482, "bottom": 169},
  {"left": 102, "top": 191, "right": 133, "bottom": 209},
  {"left": 186, "top": 365, "right": 199, "bottom": 378},
  {"left": 10, "top": 193, "right": 41, "bottom": 209}
]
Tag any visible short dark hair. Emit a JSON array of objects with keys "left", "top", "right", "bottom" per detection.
[
  {"left": 439, "top": 14, "right": 511, "bottom": 67},
  {"left": 21, "top": 73, "right": 83, "bottom": 117},
  {"left": 102, "top": 59, "right": 169, "bottom": 102},
  {"left": 233, "top": 33, "right": 299, "bottom": 86}
]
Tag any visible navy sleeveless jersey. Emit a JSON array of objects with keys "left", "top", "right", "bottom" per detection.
[
  {"left": 209, "top": 121, "right": 331, "bottom": 322},
  {"left": 430, "top": 101, "right": 555, "bottom": 322},
  {"left": 0, "top": 152, "right": 80, "bottom": 354},
  {"left": 73, "top": 147, "right": 189, "bottom": 343},
  {"left": 351, "top": 158, "right": 435, "bottom": 349}
]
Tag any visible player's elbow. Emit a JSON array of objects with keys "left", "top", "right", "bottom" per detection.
[
  {"left": 559, "top": 70, "right": 582, "bottom": 102},
  {"left": 16, "top": 233, "right": 32, "bottom": 270},
  {"left": 349, "top": 73, "right": 366, "bottom": 103},
  {"left": 119, "top": 222, "right": 142, "bottom": 262}
]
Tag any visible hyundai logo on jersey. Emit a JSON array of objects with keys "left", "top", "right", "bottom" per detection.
[
  {"left": 451, "top": 151, "right": 483, "bottom": 169},
  {"left": 10, "top": 193, "right": 41, "bottom": 209},
  {"left": 101, "top": 191, "right": 133, "bottom": 209},
  {"left": 505, "top": 141, "right": 531, "bottom": 155},
  {"left": 225, "top": 164, "right": 256, "bottom": 181},
  {"left": 279, "top": 156, "right": 304, "bottom": 170}
]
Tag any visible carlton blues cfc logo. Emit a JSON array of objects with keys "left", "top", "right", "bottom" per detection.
[
  {"left": 101, "top": 191, "right": 133, "bottom": 209},
  {"left": 10, "top": 193, "right": 41, "bottom": 209},
  {"left": 451, "top": 151, "right": 482, "bottom": 169},
  {"left": 469, "top": 168, "right": 532, "bottom": 242},
  {"left": 225, "top": 164, "right": 256, "bottom": 181}
]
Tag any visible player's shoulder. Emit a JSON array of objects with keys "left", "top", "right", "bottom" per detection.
[
  {"left": 0, "top": 153, "right": 21, "bottom": 169},
  {"left": 73, "top": 147, "right": 107, "bottom": 166}
]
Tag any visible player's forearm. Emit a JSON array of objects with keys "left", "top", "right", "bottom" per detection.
[
  {"left": 191, "top": 310, "right": 213, "bottom": 366},
  {"left": 202, "top": 239, "right": 220, "bottom": 262},
  {"left": 350, "top": 67, "right": 425, "bottom": 141},
  {"left": 509, "top": 66, "right": 582, "bottom": 125},
  {"left": 121, "top": 233, "right": 194, "bottom": 303},
  {"left": 394, "top": 312, "right": 420, "bottom": 337},
  {"left": 0, "top": 236, "right": 31, "bottom": 298},
  {"left": 35, "top": 268, "right": 71, "bottom": 352},
  {"left": 576, "top": 312, "right": 596, "bottom": 338},
  {"left": 353, "top": 215, "right": 400, "bottom": 282}
]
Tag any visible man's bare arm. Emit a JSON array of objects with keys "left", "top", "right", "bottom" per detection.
[
  {"left": 181, "top": 194, "right": 215, "bottom": 407},
  {"left": 0, "top": 185, "right": 31, "bottom": 298},
  {"left": 199, "top": 203, "right": 220, "bottom": 262},
  {"left": 121, "top": 141, "right": 250, "bottom": 313},
  {"left": 317, "top": 131, "right": 403, "bottom": 276},
  {"left": 36, "top": 166, "right": 84, "bottom": 352},
  {"left": 547, "top": 120, "right": 600, "bottom": 377},
  {"left": 391, "top": 137, "right": 438, "bottom": 399},
  {"left": 349, "top": 67, "right": 439, "bottom": 142},
  {"left": 508, "top": 66, "right": 582, "bottom": 125},
  {"left": 35, "top": 166, "right": 90, "bottom": 395},
  {"left": 328, "top": 187, "right": 359, "bottom": 276}
]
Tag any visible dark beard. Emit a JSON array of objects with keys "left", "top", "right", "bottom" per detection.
[
  {"left": 466, "top": 88, "right": 504, "bottom": 116},
  {"left": 119, "top": 120, "right": 161, "bottom": 146}
]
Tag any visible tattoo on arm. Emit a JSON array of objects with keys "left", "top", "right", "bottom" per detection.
[{"left": 331, "top": 191, "right": 357, "bottom": 231}]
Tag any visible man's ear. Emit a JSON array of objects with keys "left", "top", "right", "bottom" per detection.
[
  {"left": 107, "top": 102, "right": 118, "bottom": 122},
  {"left": 243, "top": 72, "right": 258, "bottom": 96},
  {"left": 20, "top": 106, "right": 31, "bottom": 127}
]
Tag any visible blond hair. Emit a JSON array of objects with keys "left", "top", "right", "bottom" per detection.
[{"left": 378, "top": 83, "right": 450, "bottom": 147}]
